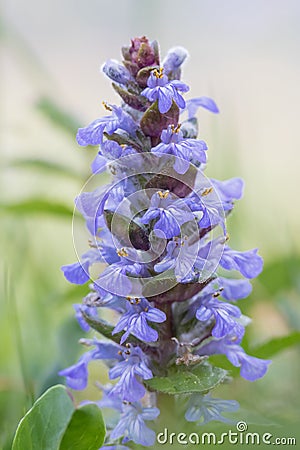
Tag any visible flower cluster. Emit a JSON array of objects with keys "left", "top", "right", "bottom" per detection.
[{"left": 59, "top": 36, "right": 270, "bottom": 448}]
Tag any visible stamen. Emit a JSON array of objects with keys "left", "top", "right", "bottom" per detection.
[
  {"left": 102, "top": 101, "right": 112, "bottom": 111},
  {"left": 201, "top": 187, "right": 213, "bottom": 196},
  {"left": 109, "top": 164, "right": 117, "bottom": 175},
  {"left": 117, "top": 248, "right": 129, "bottom": 257},
  {"left": 157, "top": 190, "right": 170, "bottom": 199},
  {"left": 153, "top": 67, "right": 164, "bottom": 79},
  {"left": 171, "top": 123, "right": 181, "bottom": 133}
]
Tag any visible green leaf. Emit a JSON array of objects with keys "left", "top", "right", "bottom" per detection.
[
  {"left": 251, "top": 332, "right": 300, "bottom": 359},
  {"left": 12, "top": 385, "right": 75, "bottom": 450},
  {"left": 112, "top": 82, "right": 148, "bottom": 111},
  {"left": 143, "top": 273, "right": 213, "bottom": 304},
  {"left": 59, "top": 404, "right": 105, "bottom": 450},
  {"left": 12, "top": 385, "right": 106, "bottom": 450},
  {"left": 104, "top": 210, "right": 150, "bottom": 251},
  {"left": 8, "top": 158, "right": 82, "bottom": 181},
  {"left": 36, "top": 97, "right": 81, "bottom": 135},
  {"left": 141, "top": 100, "right": 179, "bottom": 138},
  {"left": 145, "top": 363, "right": 227, "bottom": 395},
  {"left": 0, "top": 198, "right": 78, "bottom": 218},
  {"left": 81, "top": 312, "right": 121, "bottom": 343}
]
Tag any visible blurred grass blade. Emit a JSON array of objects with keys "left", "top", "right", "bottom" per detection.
[
  {"left": 252, "top": 332, "right": 300, "bottom": 359},
  {"left": 0, "top": 198, "right": 78, "bottom": 218},
  {"left": 4, "top": 266, "right": 34, "bottom": 407},
  {"left": 8, "top": 159, "right": 82, "bottom": 181},
  {"left": 36, "top": 97, "right": 81, "bottom": 136}
]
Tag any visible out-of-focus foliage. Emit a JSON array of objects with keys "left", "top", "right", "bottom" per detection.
[
  {"left": 1, "top": 7, "right": 300, "bottom": 448},
  {"left": 12, "top": 385, "right": 105, "bottom": 450}
]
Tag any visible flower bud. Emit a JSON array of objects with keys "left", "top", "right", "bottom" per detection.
[
  {"left": 163, "top": 46, "right": 188, "bottom": 78},
  {"left": 102, "top": 59, "right": 131, "bottom": 84}
]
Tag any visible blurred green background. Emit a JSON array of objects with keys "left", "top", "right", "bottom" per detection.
[{"left": 1, "top": 1, "right": 300, "bottom": 448}]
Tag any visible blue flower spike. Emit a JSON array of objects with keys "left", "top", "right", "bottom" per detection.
[{"left": 59, "top": 36, "right": 270, "bottom": 448}]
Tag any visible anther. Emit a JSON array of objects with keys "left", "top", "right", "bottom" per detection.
[
  {"left": 201, "top": 187, "right": 213, "bottom": 196},
  {"left": 153, "top": 67, "right": 164, "bottom": 79},
  {"left": 157, "top": 190, "right": 170, "bottom": 199},
  {"left": 171, "top": 123, "right": 181, "bottom": 133},
  {"left": 102, "top": 101, "right": 112, "bottom": 111},
  {"left": 117, "top": 248, "right": 129, "bottom": 257}
]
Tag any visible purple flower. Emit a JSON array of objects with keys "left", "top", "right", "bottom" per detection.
[
  {"left": 155, "top": 236, "right": 222, "bottom": 282},
  {"left": 87, "top": 286, "right": 127, "bottom": 313},
  {"left": 95, "top": 247, "right": 145, "bottom": 296},
  {"left": 110, "top": 402, "right": 159, "bottom": 447},
  {"left": 75, "top": 183, "right": 126, "bottom": 236},
  {"left": 61, "top": 249, "right": 101, "bottom": 285},
  {"left": 58, "top": 352, "right": 92, "bottom": 390},
  {"left": 185, "top": 393, "right": 239, "bottom": 424},
  {"left": 108, "top": 345, "right": 153, "bottom": 402},
  {"left": 211, "top": 177, "right": 244, "bottom": 204},
  {"left": 59, "top": 340, "right": 123, "bottom": 390},
  {"left": 113, "top": 297, "right": 166, "bottom": 343},
  {"left": 73, "top": 304, "right": 98, "bottom": 332},
  {"left": 154, "top": 238, "right": 199, "bottom": 281},
  {"left": 100, "top": 446, "right": 129, "bottom": 450},
  {"left": 140, "top": 191, "right": 194, "bottom": 239},
  {"left": 76, "top": 104, "right": 137, "bottom": 146},
  {"left": 97, "top": 383, "right": 123, "bottom": 412},
  {"left": 141, "top": 68, "right": 189, "bottom": 113},
  {"left": 61, "top": 260, "right": 90, "bottom": 285},
  {"left": 91, "top": 141, "right": 136, "bottom": 174},
  {"left": 198, "top": 337, "right": 271, "bottom": 381},
  {"left": 185, "top": 96, "right": 219, "bottom": 119},
  {"left": 195, "top": 296, "right": 242, "bottom": 338},
  {"left": 151, "top": 124, "right": 207, "bottom": 174},
  {"left": 220, "top": 246, "right": 264, "bottom": 279},
  {"left": 217, "top": 277, "right": 252, "bottom": 301},
  {"left": 185, "top": 187, "right": 227, "bottom": 233}
]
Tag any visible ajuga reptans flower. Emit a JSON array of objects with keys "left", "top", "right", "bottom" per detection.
[{"left": 59, "top": 36, "right": 270, "bottom": 448}]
